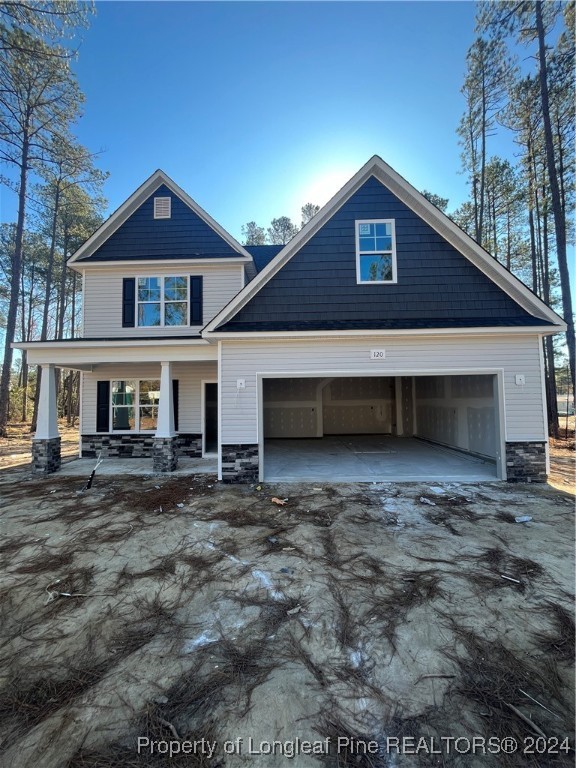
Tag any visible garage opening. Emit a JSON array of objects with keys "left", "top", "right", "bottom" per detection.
[{"left": 262, "top": 375, "right": 501, "bottom": 482}]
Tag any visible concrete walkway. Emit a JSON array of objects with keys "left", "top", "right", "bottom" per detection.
[
  {"left": 58, "top": 455, "right": 217, "bottom": 477},
  {"left": 264, "top": 436, "right": 498, "bottom": 482}
]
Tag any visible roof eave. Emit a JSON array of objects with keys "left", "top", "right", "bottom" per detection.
[{"left": 204, "top": 324, "right": 566, "bottom": 340}]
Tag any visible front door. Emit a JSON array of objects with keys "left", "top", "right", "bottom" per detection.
[{"left": 204, "top": 382, "right": 218, "bottom": 454}]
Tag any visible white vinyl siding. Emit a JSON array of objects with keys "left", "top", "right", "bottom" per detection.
[
  {"left": 81, "top": 362, "right": 217, "bottom": 433},
  {"left": 81, "top": 264, "right": 244, "bottom": 338},
  {"left": 219, "top": 334, "right": 546, "bottom": 445}
]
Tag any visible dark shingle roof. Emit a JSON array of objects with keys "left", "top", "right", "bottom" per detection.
[
  {"left": 219, "top": 317, "right": 553, "bottom": 333},
  {"left": 22, "top": 335, "right": 202, "bottom": 343},
  {"left": 243, "top": 245, "right": 283, "bottom": 272}
]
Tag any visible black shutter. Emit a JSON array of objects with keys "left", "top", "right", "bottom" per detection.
[
  {"left": 96, "top": 381, "right": 110, "bottom": 432},
  {"left": 122, "top": 278, "right": 136, "bottom": 327},
  {"left": 172, "top": 379, "right": 179, "bottom": 432},
  {"left": 190, "top": 276, "right": 203, "bottom": 325}
]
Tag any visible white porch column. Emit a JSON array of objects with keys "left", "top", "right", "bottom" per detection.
[
  {"left": 34, "top": 364, "right": 59, "bottom": 440},
  {"left": 155, "top": 361, "right": 175, "bottom": 438}
]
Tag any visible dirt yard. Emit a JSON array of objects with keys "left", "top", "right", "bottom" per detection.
[
  {"left": 0, "top": 443, "right": 574, "bottom": 768},
  {"left": 0, "top": 421, "right": 79, "bottom": 471}
]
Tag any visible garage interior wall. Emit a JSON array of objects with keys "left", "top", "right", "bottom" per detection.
[
  {"left": 263, "top": 377, "right": 395, "bottom": 438},
  {"left": 263, "top": 373, "right": 496, "bottom": 460},
  {"left": 414, "top": 374, "right": 496, "bottom": 459}
]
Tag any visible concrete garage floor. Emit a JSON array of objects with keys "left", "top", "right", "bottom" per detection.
[{"left": 264, "top": 435, "right": 498, "bottom": 482}]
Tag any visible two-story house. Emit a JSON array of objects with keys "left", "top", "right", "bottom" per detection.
[{"left": 15, "top": 156, "right": 565, "bottom": 483}]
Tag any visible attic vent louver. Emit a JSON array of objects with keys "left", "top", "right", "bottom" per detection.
[{"left": 154, "top": 196, "right": 171, "bottom": 219}]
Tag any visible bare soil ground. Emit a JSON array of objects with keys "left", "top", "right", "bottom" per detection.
[
  {"left": 0, "top": 451, "right": 574, "bottom": 768},
  {"left": 0, "top": 421, "right": 79, "bottom": 470}
]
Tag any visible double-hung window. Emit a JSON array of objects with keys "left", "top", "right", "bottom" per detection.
[
  {"left": 111, "top": 379, "right": 160, "bottom": 431},
  {"left": 355, "top": 220, "right": 397, "bottom": 283},
  {"left": 137, "top": 276, "right": 188, "bottom": 326}
]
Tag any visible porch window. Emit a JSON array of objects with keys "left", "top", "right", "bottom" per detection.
[
  {"left": 355, "top": 220, "right": 397, "bottom": 283},
  {"left": 137, "top": 276, "right": 188, "bottom": 327},
  {"left": 111, "top": 379, "right": 160, "bottom": 431}
]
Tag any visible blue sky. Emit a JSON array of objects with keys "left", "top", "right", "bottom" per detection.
[{"left": 3, "top": 1, "right": 507, "bottom": 238}]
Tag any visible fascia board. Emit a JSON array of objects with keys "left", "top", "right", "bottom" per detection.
[
  {"left": 205, "top": 155, "right": 564, "bottom": 332},
  {"left": 71, "top": 256, "right": 251, "bottom": 272},
  {"left": 69, "top": 170, "right": 254, "bottom": 265},
  {"left": 12, "top": 338, "right": 213, "bottom": 350},
  {"left": 206, "top": 325, "right": 565, "bottom": 341}
]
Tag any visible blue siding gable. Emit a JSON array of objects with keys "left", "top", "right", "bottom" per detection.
[
  {"left": 218, "top": 176, "right": 546, "bottom": 331},
  {"left": 84, "top": 184, "right": 242, "bottom": 262}
]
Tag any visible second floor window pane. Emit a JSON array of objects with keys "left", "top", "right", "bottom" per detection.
[
  {"left": 165, "top": 276, "right": 187, "bottom": 301},
  {"left": 139, "top": 302, "right": 161, "bottom": 326},
  {"left": 137, "top": 276, "right": 188, "bottom": 326}
]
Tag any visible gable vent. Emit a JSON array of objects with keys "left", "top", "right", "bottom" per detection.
[{"left": 154, "top": 196, "right": 171, "bottom": 219}]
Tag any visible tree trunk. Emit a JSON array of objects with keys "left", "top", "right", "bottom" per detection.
[
  {"left": 41, "top": 183, "right": 60, "bottom": 342},
  {"left": 71, "top": 270, "right": 77, "bottom": 338},
  {"left": 57, "top": 229, "right": 70, "bottom": 339},
  {"left": 478, "top": 73, "right": 487, "bottom": 245},
  {"left": 506, "top": 206, "right": 511, "bottom": 271},
  {"left": 20, "top": 258, "right": 28, "bottom": 422},
  {"left": 31, "top": 366, "right": 40, "bottom": 432},
  {"left": 535, "top": 0, "right": 575, "bottom": 392},
  {"left": 540, "top": 187, "right": 559, "bottom": 438},
  {"left": 0, "top": 132, "right": 30, "bottom": 435},
  {"left": 31, "top": 184, "right": 62, "bottom": 434}
]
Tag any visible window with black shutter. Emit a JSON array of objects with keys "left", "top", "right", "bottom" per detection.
[
  {"left": 190, "top": 276, "right": 203, "bottom": 325},
  {"left": 122, "top": 278, "right": 136, "bottom": 327},
  {"left": 172, "top": 379, "right": 179, "bottom": 432},
  {"left": 96, "top": 381, "right": 110, "bottom": 432}
]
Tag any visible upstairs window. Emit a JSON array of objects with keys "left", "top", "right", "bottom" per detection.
[
  {"left": 356, "top": 220, "right": 397, "bottom": 283},
  {"left": 137, "top": 276, "right": 188, "bottom": 326},
  {"left": 154, "top": 196, "right": 171, "bottom": 219}
]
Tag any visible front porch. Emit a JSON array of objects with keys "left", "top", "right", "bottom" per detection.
[{"left": 12, "top": 336, "right": 219, "bottom": 476}]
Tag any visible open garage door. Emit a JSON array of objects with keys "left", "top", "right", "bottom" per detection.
[{"left": 261, "top": 374, "right": 501, "bottom": 482}]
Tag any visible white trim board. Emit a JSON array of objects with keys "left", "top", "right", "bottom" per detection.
[
  {"left": 72, "top": 257, "right": 251, "bottom": 272},
  {"left": 207, "top": 326, "right": 560, "bottom": 341},
  {"left": 68, "top": 170, "right": 254, "bottom": 265},
  {"left": 205, "top": 155, "right": 565, "bottom": 334}
]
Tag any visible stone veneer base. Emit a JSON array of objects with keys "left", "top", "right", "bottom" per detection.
[
  {"left": 81, "top": 434, "right": 202, "bottom": 459},
  {"left": 152, "top": 437, "right": 178, "bottom": 472},
  {"left": 505, "top": 441, "right": 547, "bottom": 483},
  {"left": 32, "top": 437, "right": 61, "bottom": 474},
  {"left": 221, "top": 444, "right": 259, "bottom": 483}
]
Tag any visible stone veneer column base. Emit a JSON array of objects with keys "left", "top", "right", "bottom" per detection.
[
  {"left": 81, "top": 434, "right": 202, "bottom": 459},
  {"left": 153, "top": 437, "right": 178, "bottom": 472},
  {"left": 505, "top": 441, "right": 547, "bottom": 483},
  {"left": 32, "top": 437, "right": 61, "bottom": 474},
  {"left": 221, "top": 444, "right": 259, "bottom": 483}
]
